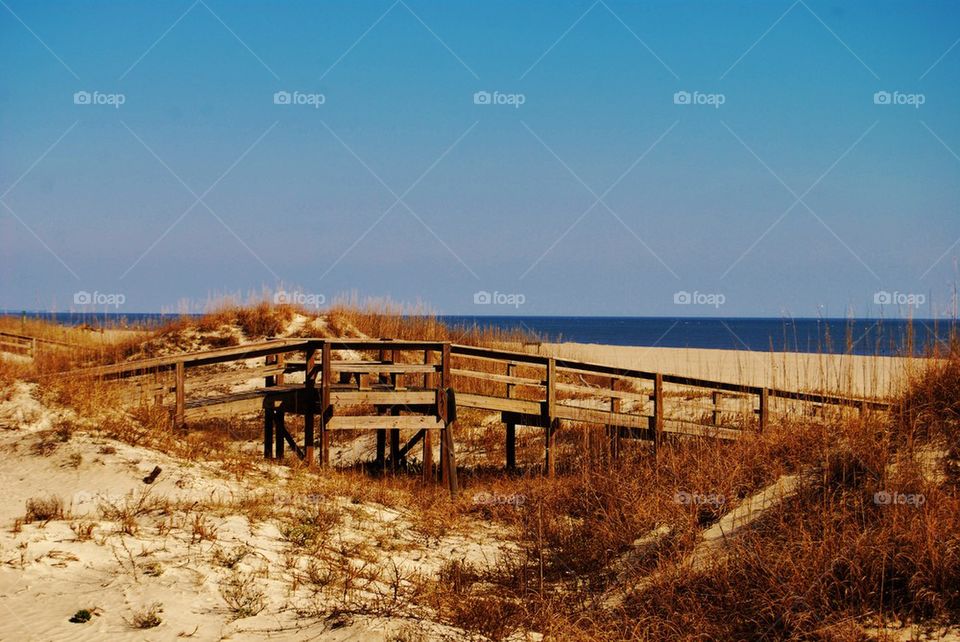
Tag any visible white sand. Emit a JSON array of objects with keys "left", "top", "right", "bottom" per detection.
[
  {"left": 0, "top": 383, "right": 511, "bottom": 641},
  {"left": 530, "top": 343, "right": 921, "bottom": 399}
]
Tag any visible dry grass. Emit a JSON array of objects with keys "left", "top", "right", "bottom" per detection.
[{"left": 5, "top": 308, "right": 959, "bottom": 640}]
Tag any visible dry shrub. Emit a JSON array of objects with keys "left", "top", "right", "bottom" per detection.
[
  {"left": 901, "top": 344, "right": 960, "bottom": 443},
  {"left": 24, "top": 495, "right": 65, "bottom": 522},
  {"left": 235, "top": 303, "right": 293, "bottom": 338},
  {"left": 129, "top": 603, "right": 162, "bottom": 629},
  {"left": 220, "top": 571, "right": 266, "bottom": 618}
]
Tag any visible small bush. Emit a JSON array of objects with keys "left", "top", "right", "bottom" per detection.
[
  {"left": 130, "top": 603, "right": 162, "bottom": 629},
  {"left": 220, "top": 571, "right": 266, "bottom": 618},
  {"left": 24, "top": 495, "right": 64, "bottom": 522}
]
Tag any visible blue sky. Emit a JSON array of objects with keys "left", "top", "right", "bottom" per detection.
[{"left": 1, "top": 0, "right": 958, "bottom": 317}]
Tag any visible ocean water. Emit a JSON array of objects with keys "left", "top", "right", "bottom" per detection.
[
  {"left": 3, "top": 312, "right": 955, "bottom": 357},
  {"left": 439, "top": 316, "right": 957, "bottom": 357}
]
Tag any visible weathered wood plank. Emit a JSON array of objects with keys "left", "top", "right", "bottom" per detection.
[
  {"left": 455, "top": 393, "right": 541, "bottom": 415},
  {"left": 326, "top": 415, "right": 444, "bottom": 431}
]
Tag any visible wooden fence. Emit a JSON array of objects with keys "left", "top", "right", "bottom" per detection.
[{"left": 65, "top": 338, "right": 896, "bottom": 496}]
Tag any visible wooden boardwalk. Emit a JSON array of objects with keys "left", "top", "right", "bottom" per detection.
[{"left": 66, "top": 338, "right": 896, "bottom": 496}]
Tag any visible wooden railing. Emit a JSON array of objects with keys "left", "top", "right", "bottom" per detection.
[
  {"left": 63, "top": 337, "right": 897, "bottom": 490},
  {"left": 0, "top": 331, "right": 83, "bottom": 358}
]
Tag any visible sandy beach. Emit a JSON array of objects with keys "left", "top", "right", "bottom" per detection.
[{"left": 531, "top": 342, "right": 920, "bottom": 399}]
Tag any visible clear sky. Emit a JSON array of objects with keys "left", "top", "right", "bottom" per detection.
[{"left": 1, "top": 0, "right": 958, "bottom": 317}]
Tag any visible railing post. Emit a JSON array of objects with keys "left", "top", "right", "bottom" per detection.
[
  {"left": 303, "top": 346, "right": 317, "bottom": 466},
  {"left": 712, "top": 391, "right": 722, "bottom": 426},
  {"left": 263, "top": 403, "right": 274, "bottom": 459},
  {"left": 609, "top": 376, "right": 621, "bottom": 461},
  {"left": 506, "top": 362, "right": 516, "bottom": 470},
  {"left": 174, "top": 361, "right": 185, "bottom": 429},
  {"left": 651, "top": 373, "right": 663, "bottom": 455},
  {"left": 439, "top": 343, "right": 457, "bottom": 493},
  {"left": 423, "top": 349, "right": 435, "bottom": 482},
  {"left": 759, "top": 388, "right": 769, "bottom": 432},
  {"left": 544, "top": 358, "right": 556, "bottom": 477},
  {"left": 319, "top": 342, "right": 331, "bottom": 467}
]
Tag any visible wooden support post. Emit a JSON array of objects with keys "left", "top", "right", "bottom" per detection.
[
  {"left": 506, "top": 363, "right": 517, "bottom": 470},
  {"left": 304, "top": 346, "right": 317, "bottom": 467},
  {"left": 545, "top": 358, "right": 556, "bottom": 476},
  {"left": 275, "top": 410, "right": 285, "bottom": 460},
  {"left": 506, "top": 422, "right": 516, "bottom": 470},
  {"left": 376, "top": 427, "right": 387, "bottom": 471},
  {"left": 651, "top": 373, "right": 663, "bottom": 454},
  {"left": 422, "top": 350, "right": 435, "bottom": 483},
  {"left": 390, "top": 407, "right": 401, "bottom": 473},
  {"left": 174, "top": 361, "right": 185, "bottom": 429},
  {"left": 263, "top": 405, "right": 274, "bottom": 459},
  {"left": 153, "top": 370, "right": 164, "bottom": 407},
  {"left": 609, "top": 376, "right": 621, "bottom": 461},
  {"left": 712, "top": 391, "right": 722, "bottom": 426},
  {"left": 759, "top": 388, "right": 769, "bottom": 432},
  {"left": 319, "top": 342, "right": 331, "bottom": 467},
  {"left": 439, "top": 344, "right": 456, "bottom": 491}
]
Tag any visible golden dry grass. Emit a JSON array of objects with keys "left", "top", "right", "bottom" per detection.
[{"left": 3, "top": 308, "right": 959, "bottom": 640}]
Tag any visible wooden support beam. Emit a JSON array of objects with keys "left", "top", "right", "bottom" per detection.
[
  {"left": 276, "top": 412, "right": 304, "bottom": 460},
  {"left": 376, "top": 428, "right": 386, "bottom": 471},
  {"left": 544, "top": 358, "right": 556, "bottom": 476},
  {"left": 275, "top": 409, "right": 285, "bottom": 460},
  {"left": 399, "top": 429, "right": 425, "bottom": 458},
  {"left": 264, "top": 406, "right": 274, "bottom": 459},
  {"left": 304, "top": 347, "right": 317, "bottom": 467},
  {"left": 390, "top": 407, "right": 401, "bottom": 473},
  {"left": 174, "top": 361, "right": 185, "bottom": 428},
  {"left": 545, "top": 418, "right": 557, "bottom": 477},
  {"left": 652, "top": 373, "right": 663, "bottom": 454},
  {"left": 440, "top": 344, "right": 451, "bottom": 488},
  {"left": 712, "top": 391, "right": 722, "bottom": 426},
  {"left": 759, "top": 388, "right": 769, "bottom": 432},
  {"left": 423, "top": 349, "right": 434, "bottom": 483},
  {"left": 319, "top": 342, "right": 331, "bottom": 467},
  {"left": 505, "top": 362, "right": 516, "bottom": 471},
  {"left": 609, "top": 376, "right": 621, "bottom": 460}
]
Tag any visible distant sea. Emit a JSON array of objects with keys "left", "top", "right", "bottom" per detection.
[{"left": 3, "top": 312, "right": 956, "bottom": 357}]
